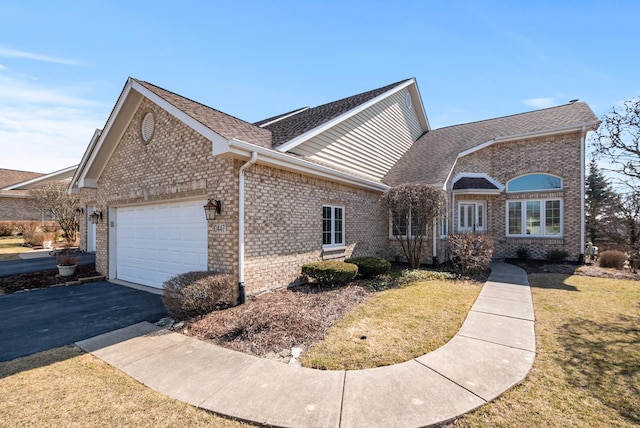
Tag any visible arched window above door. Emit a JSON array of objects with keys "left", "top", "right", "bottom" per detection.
[{"left": 506, "top": 174, "right": 562, "bottom": 193}]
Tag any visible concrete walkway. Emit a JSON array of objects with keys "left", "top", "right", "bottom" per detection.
[{"left": 77, "top": 262, "right": 535, "bottom": 427}]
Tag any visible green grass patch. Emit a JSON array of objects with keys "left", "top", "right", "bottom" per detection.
[
  {"left": 451, "top": 274, "right": 640, "bottom": 427},
  {"left": 301, "top": 279, "right": 482, "bottom": 370},
  {"left": 0, "top": 237, "right": 29, "bottom": 261}
]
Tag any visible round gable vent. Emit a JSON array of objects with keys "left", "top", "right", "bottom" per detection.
[
  {"left": 405, "top": 92, "right": 412, "bottom": 109},
  {"left": 141, "top": 112, "right": 155, "bottom": 143}
]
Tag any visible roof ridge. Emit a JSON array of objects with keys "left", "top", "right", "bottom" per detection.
[{"left": 433, "top": 101, "right": 591, "bottom": 131}]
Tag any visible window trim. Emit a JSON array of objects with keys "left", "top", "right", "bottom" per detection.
[
  {"left": 506, "top": 173, "right": 563, "bottom": 193},
  {"left": 322, "top": 204, "right": 345, "bottom": 249},
  {"left": 505, "top": 198, "right": 563, "bottom": 238}
]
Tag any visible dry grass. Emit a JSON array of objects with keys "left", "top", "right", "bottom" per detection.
[
  {"left": 0, "top": 237, "right": 30, "bottom": 261},
  {"left": 449, "top": 274, "right": 640, "bottom": 427},
  {"left": 301, "top": 279, "right": 482, "bottom": 370},
  {"left": 0, "top": 346, "right": 252, "bottom": 427}
]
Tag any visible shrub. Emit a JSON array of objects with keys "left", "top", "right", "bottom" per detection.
[
  {"left": 344, "top": 256, "right": 391, "bottom": 278},
  {"left": 0, "top": 221, "right": 16, "bottom": 237},
  {"left": 447, "top": 233, "right": 494, "bottom": 276},
  {"left": 516, "top": 247, "right": 530, "bottom": 261},
  {"left": 397, "top": 269, "right": 456, "bottom": 285},
  {"left": 301, "top": 261, "right": 358, "bottom": 286},
  {"left": 599, "top": 250, "right": 627, "bottom": 269},
  {"left": 163, "top": 271, "right": 236, "bottom": 320},
  {"left": 546, "top": 249, "right": 570, "bottom": 264}
]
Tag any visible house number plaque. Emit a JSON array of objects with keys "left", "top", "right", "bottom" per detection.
[{"left": 212, "top": 223, "right": 227, "bottom": 234}]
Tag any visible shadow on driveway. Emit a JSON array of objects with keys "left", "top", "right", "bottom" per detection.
[{"left": 0, "top": 281, "right": 167, "bottom": 363}]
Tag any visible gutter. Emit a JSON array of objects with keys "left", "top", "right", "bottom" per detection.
[
  {"left": 579, "top": 125, "right": 586, "bottom": 263},
  {"left": 237, "top": 151, "right": 258, "bottom": 304}
]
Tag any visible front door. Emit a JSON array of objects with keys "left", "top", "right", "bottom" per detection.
[
  {"left": 86, "top": 206, "right": 96, "bottom": 252},
  {"left": 458, "top": 201, "right": 486, "bottom": 233}
]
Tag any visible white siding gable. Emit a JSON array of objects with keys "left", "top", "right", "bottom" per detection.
[{"left": 288, "top": 88, "right": 423, "bottom": 181}]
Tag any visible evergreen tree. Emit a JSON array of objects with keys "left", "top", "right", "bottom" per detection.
[{"left": 585, "top": 159, "right": 615, "bottom": 244}]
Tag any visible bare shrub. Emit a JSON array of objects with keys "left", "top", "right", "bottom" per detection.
[
  {"left": 599, "top": 250, "right": 627, "bottom": 269},
  {"left": 447, "top": 233, "right": 494, "bottom": 276},
  {"left": 163, "top": 271, "right": 236, "bottom": 320},
  {"left": 16, "top": 221, "right": 42, "bottom": 246},
  {"left": 0, "top": 221, "right": 16, "bottom": 237}
]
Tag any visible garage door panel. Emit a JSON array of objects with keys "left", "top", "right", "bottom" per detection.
[{"left": 116, "top": 200, "right": 208, "bottom": 288}]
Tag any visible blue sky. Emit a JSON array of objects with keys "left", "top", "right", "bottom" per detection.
[{"left": 0, "top": 1, "right": 638, "bottom": 173}]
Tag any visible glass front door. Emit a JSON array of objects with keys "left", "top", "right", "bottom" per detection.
[{"left": 458, "top": 202, "right": 486, "bottom": 233}]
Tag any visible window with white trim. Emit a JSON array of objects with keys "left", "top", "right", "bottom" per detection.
[
  {"left": 507, "top": 199, "right": 562, "bottom": 237},
  {"left": 506, "top": 174, "right": 563, "bottom": 238},
  {"left": 390, "top": 210, "right": 425, "bottom": 238},
  {"left": 323, "top": 205, "right": 345, "bottom": 247}
]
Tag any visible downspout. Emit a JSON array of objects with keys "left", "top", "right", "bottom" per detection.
[
  {"left": 432, "top": 217, "right": 438, "bottom": 267},
  {"left": 579, "top": 125, "right": 586, "bottom": 264},
  {"left": 238, "top": 151, "right": 258, "bottom": 304}
]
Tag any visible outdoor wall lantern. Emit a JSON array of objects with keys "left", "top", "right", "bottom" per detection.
[
  {"left": 204, "top": 199, "right": 222, "bottom": 221},
  {"left": 89, "top": 210, "right": 103, "bottom": 224}
]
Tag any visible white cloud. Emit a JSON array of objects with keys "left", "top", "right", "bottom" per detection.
[
  {"left": 0, "top": 64, "right": 6, "bottom": 70},
  {"left": 0, "top": 47, "right": 85, "bottom": 66},
  {"left": 523, "top": 97, "right": 556, "bottom": 109},
  {"left": 0, "top": 75, "right": 106, "bottom": 172}
]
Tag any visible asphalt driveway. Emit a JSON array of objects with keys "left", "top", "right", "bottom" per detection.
[
  {"left": 0, "top": 281, "right": 167, "bottom": 362},
  {"left": 0, "top": 252, "right": 96, "bottom": 277}
]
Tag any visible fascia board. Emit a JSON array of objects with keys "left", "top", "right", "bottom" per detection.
[
  {"left": 258, "top": 107, "right": 310, "bottom": 128},
  {"left": 458, "top": 122, "right": 600, "bottom": 160},
  {"left": 0, "top": 192, "right": 31, "bottom": 199},
  {"left": 7, "top": 165, "right": 78, "bottom": 190},
  {"left": 69, "top": 128, "right": 101, "bottom": 193},
  {"left": 78, "top": 79, "right": 137, "bottom": 188},
  {"left": 226, "top": 138, "right": 389, "bottom": 192},
  {"left": 408, "top": 79, "right": 430, "bottom": 131},
  {"left": 276, "top": 79, "right": 416, "bottom": 153},
  {"left": 452, "top": 189, "right": 502, "bottom": 195}
]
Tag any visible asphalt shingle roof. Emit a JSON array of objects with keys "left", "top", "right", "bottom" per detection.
[
  {"left": 453, "top": 177, "right": 499, "bottom": 190},
  {"left": 260, "top": 79, "right": 412, "bottom": 147},
  {"left": 383, "top": 101, "right": 600, "bottom": 187},
  {"left": 0, "top": 169, "right": 44, "bottom": 190},
  {"left": 136, "top": 80, "right": 273, "bottom": 149}
]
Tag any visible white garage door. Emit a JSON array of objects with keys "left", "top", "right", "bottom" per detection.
[{"left": 115, "top": 200, "right": 208, "bottom": 288}]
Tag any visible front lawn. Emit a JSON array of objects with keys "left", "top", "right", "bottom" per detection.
[
  {"left": 0, "top": 237, "right": 30, "bottom": 261},
  {"left": 450, "top": 274, "right": 640, "bottom": 427},
  {"left": 0, "top": 346, "right": 250, "bottom": 427}
]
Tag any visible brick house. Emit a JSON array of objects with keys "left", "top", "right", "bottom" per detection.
[
  {"left": 0, "top": 166, "right": 77, "bottom": 221},
  {"left": 70, "top": 77, "right": 599, "bottom": 297}
]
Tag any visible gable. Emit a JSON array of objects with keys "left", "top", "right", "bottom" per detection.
[{"left": 288, "top": 87, "right": 425, "bottom": 181}]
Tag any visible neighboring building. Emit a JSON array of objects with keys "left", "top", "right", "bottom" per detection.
[
  {"left": 0, "top": 166, "right": 77, "bottom": 221},
  {"left": 70, "top": 77, "right": 599, "bottom": 297}
]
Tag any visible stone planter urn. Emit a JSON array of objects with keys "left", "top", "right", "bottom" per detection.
[{"left": 57, "top": 264, "right": 77, "bottom": 277}]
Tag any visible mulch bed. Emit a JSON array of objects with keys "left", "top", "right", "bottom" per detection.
[
  {"left": 183, "top": 283, "right": 374, "bottom": 359},
  {"left": 508, "top": 259, "right": 640, "bottom": 280},
  {"left": 0, "top": 264, "right": 102, "bottom": 294}
]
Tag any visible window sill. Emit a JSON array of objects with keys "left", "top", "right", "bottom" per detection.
[{"left": 322, "top": 245, "right": 346, "bottom": 252}]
